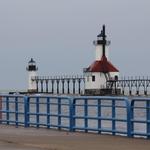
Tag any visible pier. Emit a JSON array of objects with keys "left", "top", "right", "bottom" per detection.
[
  {"left": 1, "top": 94, "right": 150, "bottom": 138},
  {"left": 1, "top": 94, "right": 150, "bottom": 149}
]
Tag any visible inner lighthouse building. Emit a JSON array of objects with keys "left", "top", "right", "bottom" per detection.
[{"left": 84, "top": 25, "right": 119, "bottom": 95}]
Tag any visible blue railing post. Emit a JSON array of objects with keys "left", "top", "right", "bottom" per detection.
[
  {"left": 58, "top": 98, "right": 61, "bottom": 130},
  {"left": 6, "top": 97, "right": 9, "bottom": 125},
  {"left": 112, "top": 99, "right": 116, "bottom": 135},
  {"left": 146, "top": 100, "right": 150, "bottom": 139},
  {"left": 24, "top": 96, "right": 29, "bottom": 127},
  {"left": 0, "top": 96, "right": 2, "bottom": 124},
  {"left": 47, "top": 97, "right": 50, "bottom": 129},
  {"left": 84, "top": 99, "right": 88, "bottom": 133},
  {"left": 15, "top": 97, "right": 18, "bottom": 127},
  {"left": 126, "top": 99, "right": 132, "bottom": 137},
  {"left": 69, "top": 98, "right": 74, "bottom": 132},
  {"left": 97, "top": 99, "right": 101, "bottom": 134},
  {"left": 130, "top": 100, "right": 134, "bottom": 137},
  {"left": 36, "top": 97, "right": 40, "bottom": 128}
]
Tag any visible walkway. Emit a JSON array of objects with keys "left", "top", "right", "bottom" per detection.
[{"left": 0, "top": 125, "right": 150, "bottom": 150}]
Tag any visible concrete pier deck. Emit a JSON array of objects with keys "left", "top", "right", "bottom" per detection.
[{"left": 0, "top": 125, "right": 150, "bottom": 150}]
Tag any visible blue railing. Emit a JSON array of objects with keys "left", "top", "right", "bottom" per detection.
[
  {"left": 0, "top": 95, "right": 25, "bottom": 126},
  {"left": 72, "top": 97, "right": 130, "bottom": 136},
  {"left": 131, "top": 98, "right": 150, "bottom": 139},
  {"left": 25, "top": 96, "right": 72, "bottom": 130},
  {"left": 0, "top": 95, "right": 72, "bottom": 130},
  {"left": 1, "top": 95, "right": 150, "bottom": 138}
]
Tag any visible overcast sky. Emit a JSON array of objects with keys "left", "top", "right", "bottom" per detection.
[{"left": 0, "top": 0, "right": 150, "bottom": 90}]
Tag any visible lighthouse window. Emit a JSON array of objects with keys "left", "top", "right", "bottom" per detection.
[
  {"left": 29, "top": 65, "right": 36, "bottom": 71},
  {"left": 92, "top": 75, "right": 95, "bottom": 82},
  {"left": 114, "top": 75, "right": 118, "bottom": 81}
]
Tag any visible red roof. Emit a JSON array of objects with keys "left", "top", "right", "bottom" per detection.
[{"left": 86, "top": 56, "right": 119, "bottom": 72}]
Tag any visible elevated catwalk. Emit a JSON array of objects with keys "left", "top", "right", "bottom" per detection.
[
  {"left": 32, "top": 75, "right": 85, "bottom": 94},
  {"left": 31, "top": 75, "right": 150, "bottom": 95},
  {"left": 107, "top": 77, "right": 150, "bottom": 95}
]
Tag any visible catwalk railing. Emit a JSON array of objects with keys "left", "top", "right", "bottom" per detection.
[
  {"left": 107, "top": 77, "right": 150, "bottom": 95},
  {"left": 1, "top": 95, "right": 150, "bottom": 138},
  {"left": 32, "top": 75, "right": 85, "bottom": 94},
  {"left": 33, "top": 76, "right": 150, "bottom": 95}
]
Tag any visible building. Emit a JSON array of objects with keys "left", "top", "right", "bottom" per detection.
[
  {"left": 26, "top": 58, "right": 38, "bottom": 93},
  {"left": 84, "top": 25, "right": 119, "bottom": 95}
]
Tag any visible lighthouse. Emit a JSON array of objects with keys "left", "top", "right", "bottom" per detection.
[
  {"left": 84, "top": 25, "right": 119, "bottom": 95},
  {"left": 26, "top": 58, "right": 38, "bottom": 93}
]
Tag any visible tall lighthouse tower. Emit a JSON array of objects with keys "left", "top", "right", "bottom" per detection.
[
  {"left": 84, "top": 25, "right": 119, "bottom": 95},
  {"left": 26, "top": 58, "right": 38, "bottom": 93}
]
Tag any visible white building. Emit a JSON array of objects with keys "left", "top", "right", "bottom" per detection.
[
  {"left": 84, "top": 25, "right": 119, "bottom": 95},
  {"left": 26, "top": 58, "right": 38, "bottom": 93}
]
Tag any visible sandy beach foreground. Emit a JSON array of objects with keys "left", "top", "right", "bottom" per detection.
[{"left": 0, "top": 125, "right": 150, "bottom": 150}]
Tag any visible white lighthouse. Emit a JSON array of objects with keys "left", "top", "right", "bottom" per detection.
[
  {"left": 26, "top": 58, "right": 38, "bottom": 93},
  {"left": 84, "top": 25, "right": 119, "bottom": 95}
]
